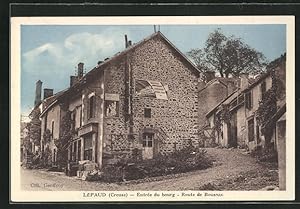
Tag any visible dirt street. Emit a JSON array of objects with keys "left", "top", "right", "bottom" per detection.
[{"left": 21, "top": 148, "right": 278, "bottom": 191}]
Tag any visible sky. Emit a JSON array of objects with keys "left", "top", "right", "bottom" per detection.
[{"left": 21, "top": 24, "right": 286, "bottom": 118}]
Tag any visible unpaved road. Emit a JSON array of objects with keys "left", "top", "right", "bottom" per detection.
[{"left": 21, "top": 148, "right": 272, "bottom": 191}]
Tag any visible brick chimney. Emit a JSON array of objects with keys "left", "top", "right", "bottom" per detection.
[
  {"left": 70, "top": 75, "right": 77, "bottom": 87},
  {"left": 240, "top": 73, "right": 249, "bottom": 90},
  {"left": 125, "top": 34, "right": 128, "bottom": 48},
  {"left": 77, "top": 62, "right": 84, "bottom": 78},
  {"left": 43, "top": 88, "right": 53, "bottom": 99},
  {"left": 34, "top": 80, "right": 42, "bottom": 106}
]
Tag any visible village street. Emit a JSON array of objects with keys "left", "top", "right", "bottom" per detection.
[{"left": 21, "top": 148, "right": 278, "bottom": 191}]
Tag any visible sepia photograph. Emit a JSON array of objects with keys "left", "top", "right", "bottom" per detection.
[{"left": 10, "top": 16, "right": 295, "bottom": 202}]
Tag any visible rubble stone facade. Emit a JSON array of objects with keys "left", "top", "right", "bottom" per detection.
[{"left": 102, "top": 34, "right": 199, "bottom": 161}]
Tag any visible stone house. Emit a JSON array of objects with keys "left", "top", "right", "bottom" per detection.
[
  {"left": 43, "top": 31, "right": 200, "bottom": 168},
  {"left": 205, "top": 54, "right": 286, "bottom": 151},
  {"left": 197, "top": 72, "right": 239, "bottom": 146}
]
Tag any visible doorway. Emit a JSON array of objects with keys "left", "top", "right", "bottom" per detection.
[
  {"left": 227, "top": 112, "right": 237, "bottom": 148},
  {"left": 142, "top": 132, "right": 154, "bottom": 159}
]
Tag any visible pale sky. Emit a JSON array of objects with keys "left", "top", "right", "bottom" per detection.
[{"left": 21, "top": 24, "right": 286, "bottom": 117}]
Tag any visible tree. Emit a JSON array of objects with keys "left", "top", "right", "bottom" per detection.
[
  {"left": 54, "top": 110, "right": 75, "bottom": 168},
  {"left": 26, "top": 107, "right": 41, "bottom": 150},
  {"left": 187, "top": 28, "right": 267, "bottom": 77}
]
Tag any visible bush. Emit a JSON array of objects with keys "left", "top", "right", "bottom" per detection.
[
  {"left": 100, "top": 147, "right": 213, "bottom": 182},
  {"left": 250, "top": 146, "right": 278, "bottom": 163}
]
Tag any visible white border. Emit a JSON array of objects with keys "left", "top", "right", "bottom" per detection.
[{"left": 10, "top": 16, "right": 295, "bottom": 202}]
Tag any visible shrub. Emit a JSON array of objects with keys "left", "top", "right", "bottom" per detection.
[
  {"left": 250, "top": 145, "right": 278, "bottom": 163},
  {"left": 99, "top": 147, "right": 213, "bottom": 182}
]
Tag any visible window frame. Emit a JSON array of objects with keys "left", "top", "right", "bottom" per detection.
[
  {"left": 88, "top": 95, "right": 95, "bottom": 119},
  {"left": 261, "top": 81, "right": 267, "bottom": 100},
  {"left": 84, "top": 136, "right": 93, "bottom": 161},
  {"left": 142, "top": 133, "right": 154, "bottom": 148},
  {"left": 245, "top": 91, "right": 253, "bottom": 109}
]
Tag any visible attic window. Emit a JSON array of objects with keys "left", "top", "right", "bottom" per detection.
[{"left": 135, "top": 79, "right": 168, "bottom": 100}]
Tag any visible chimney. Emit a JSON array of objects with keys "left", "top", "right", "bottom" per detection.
[
  {"left": 226, "top": 80, "right": 236, "bottom": 95},
  {"left": 125, "top": 34, "right": 128, "bottom": 48},
  {"left": 34, "top": 80, "right": 42, "bottom": 106},
  {"left": 97, "top": 61, "right": 103, "bottom": 66},
  {"left": 240, "top": 73, "right": 249, "bottom": 90},
  {"left": 204, "top": 71, "right": 215, "bottom": 82},
  {"left": 77, "top": 62, "right": 84, "bottom": 78},
  {"left": 43, "top": 88, "right": 53, "bottom": 99},
  {"left": 70, "top": 75, "right": 77, "bottom": 87}
]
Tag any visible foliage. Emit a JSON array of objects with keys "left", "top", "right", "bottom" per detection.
[
  {"left": 26, "top": 107, "right": 41, "bottom": 147},
  {"left": 99, "top": 145, "right": 213, "bottom": 182},
  {"left": 42, "top": 145, "right": 52, "bottom": 167},
  {"left": 43, "top": 129, "right": 52, "bottom": 144},
  {"left": 250, "top": 145, "right": 278, "bottom": 163},
  {"left": 256, "top": 71, "right": 285, "bottom": 147},
  {"left": 187, "top": 28, "right": 267, "bottom": 77},
  {"left": 54, "top": 110, "right": 75, "bottom": 168},
  {"left": 22, "top": 135, "right": 32, "bottom": 154},
  {"left": 213, "top": 104, "right": 231, "bottom": 134}
]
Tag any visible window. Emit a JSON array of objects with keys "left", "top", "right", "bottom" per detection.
[
  {"left": 77, "top": 139, "right": 82, "bottom": 161},
  {"left": 144, "top": 108, "right": 151, "bottom": 118},
  {"left": 248, "top": 118, "right": 255, "bottom": 142},
  {"left": 44, "top": 114, "right": 47, "bottom": 132},
  {"left": 256, "top": 124, "right": 261, "bottom": 144},
  {"left": 51, "top": 121, "right": 54, "bottom": 139},
  {"left": 105, "top": 101, "right": 119, "bottom": 117},
  {"left": 142, "top": 133, "right": 154, "bottom": 147},
  {"left": 261, "top": 81, "right": 266, "bottom": 99},
  {"left": 70, "top": 111, "right": 75, "bottom": 131},
  {"left": 84, "top": 136, "right": 93, "bottom": 161},
  {"left": 79, "top": 106, "right": 82, "bottom": 127},
  {"left": 88, "top": 95, "right": 95, "bottom": 119},
  {"left": 245, "top": 91, "right": 252, "bottom": 109},
  {"left": 73, "top": 141, "right": 77, "bottom": 161}
]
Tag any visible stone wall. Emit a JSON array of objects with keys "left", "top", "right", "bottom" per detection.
[
  {"left": 102, "top": 35, "right": 199, "bottom": 157},
  {"left": 198, "top": 81, "right": 229, "bottom": 129},
  {"left": 132, "top": 36, "right": 199, "bottom": 154}
]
